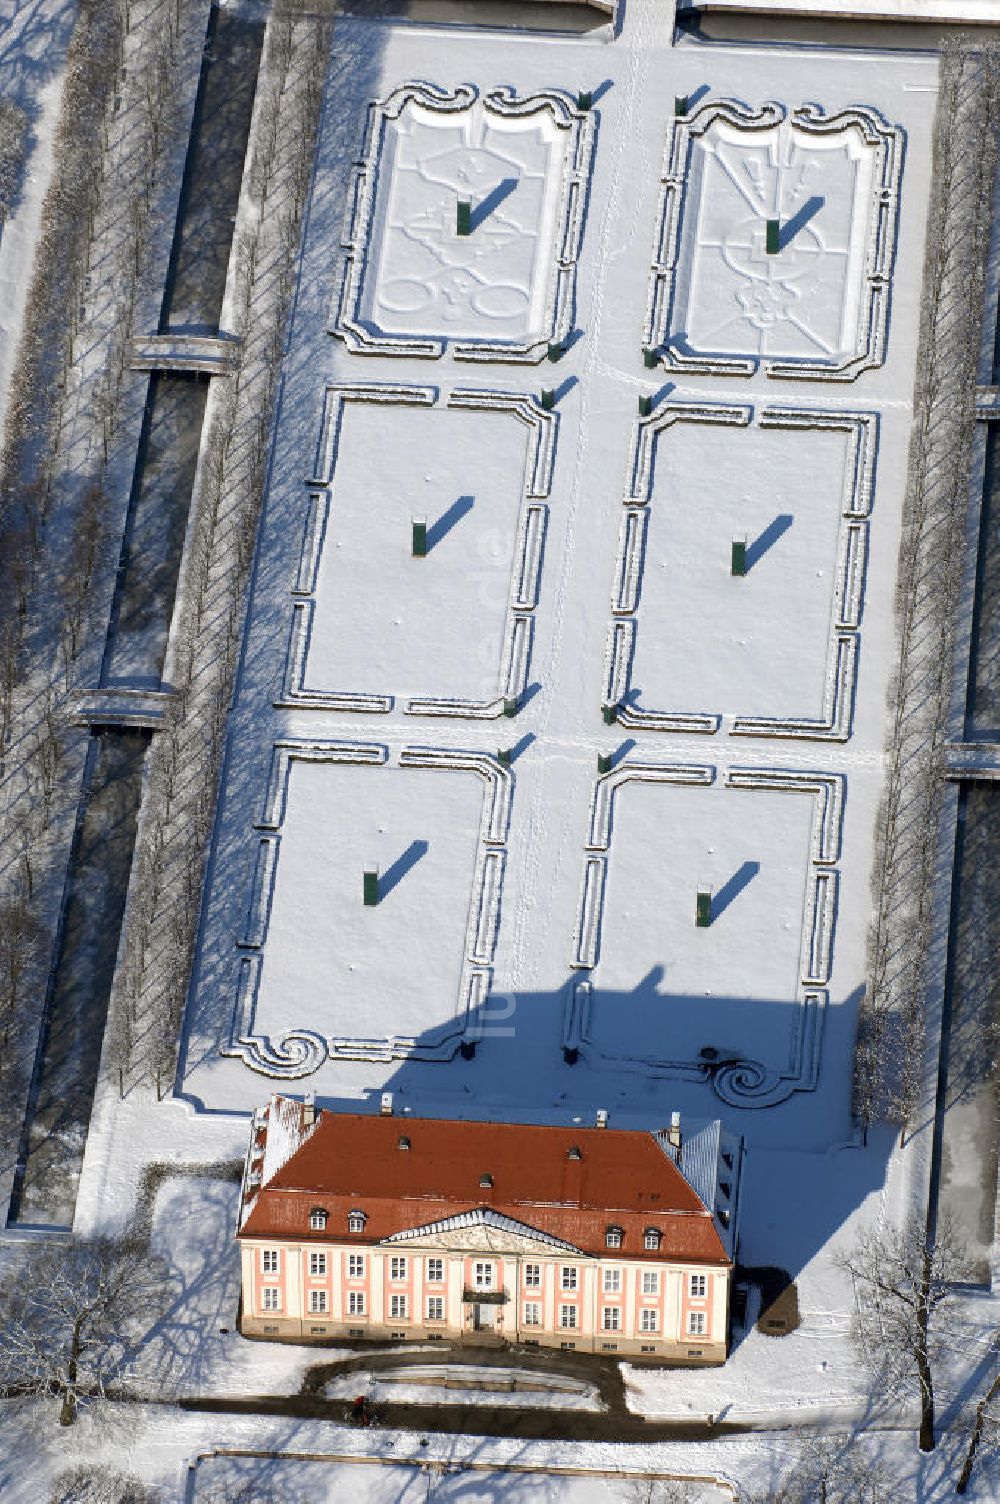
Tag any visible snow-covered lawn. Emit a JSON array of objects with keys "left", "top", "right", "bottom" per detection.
[{"left": 302, "top": 401, "right": 531, "bottom": 705}]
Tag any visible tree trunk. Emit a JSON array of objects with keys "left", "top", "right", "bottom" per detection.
[
  {"left": 917, "top": 1305, "right": 935, "bottom": 1447},
  {"left": 956, "top": 1369, "right": 1000, "bottom": 1493},
  {"left": 58, "top": 1315, "right": 84, "bottom": 1425}
]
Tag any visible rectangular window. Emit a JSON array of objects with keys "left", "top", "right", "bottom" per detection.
[
  {"left": 390, "top": 1257, "right": 407, "bottom": 1282},
  {"left": 261, "top": 1249, "right": 279, "bottom": 1274},
  {"left": 348, "top": 1254, "right": 365, "bottom": 1279},
  {"left": 309, "top": 1252, "right": 327, "bottom": 1277},
  {"left": 560, "top": 1305, "right": 578, "bottom": 1330},
  {"left": 309, "top": 1290, "right": 327, "bottom": 1313},
  {"left": 644, "top": 1230, "right": 660, "bottom": 1250},
  {"left": 640, "top": 1308, "right": 659, "bottom": 1333},
  {"left": 426, "top": 1296, "right": 444, "bottom": 1322},
  {"left": 348, "top": 1291, "right": 365, "bottom": 1316},
  {"left": 524, "top": 1263, "right": 541, "bottom": 1288},
  {"left": 262, "top": 1287, "right": 280, "bottom": 1312},
  {"left": 561, "top": 1266, "right": 578, "bottom": 1292},
  {"left": 603, "top": 1268, "right": 622, "bottom": 1294},
  {"left": 606, "top": 1229, "right": 622, "bottom": 1248},
  {"left": 642, "top": 1270, "right": 659, "bottom": 1296},
  {"left": 690, "top": 1273, "right": 707, "bottom": 1299},
  {"left": 427, "top": 1258, "right": 444, "bottom": 1283},
  {"left": 523, "top": 1302, "right": 541, "bottom": 1327},
  {"left": 474, "top": 1261, "right": 494, "bottom": 1289},
  {"left": 688, "top": 1311, "right": 707, "bottom": 1336},
  {"left": 602, "top": 1306, "right": 621, "bottom": 1332},
  {"left": 390, "top": 1294, "right": 408, "bottom": 1320}
]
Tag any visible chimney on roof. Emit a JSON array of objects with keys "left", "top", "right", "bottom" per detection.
[
  {"left": 380, "top": 1092, "right": 394, "bottom": 1117},
  {"left": 595, "top": 1108, "right": 608, "bottom": 1129},
  {"left": 667, "top": 1110, "right": 681, "bottom": 1150},
  {"left": 302, "top": 1091, "right": 316, "bottom": 1128}
]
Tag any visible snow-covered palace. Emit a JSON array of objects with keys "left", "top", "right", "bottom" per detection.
[{"left": 237, "top": 1095, "right": 743, "bottom": 1362}]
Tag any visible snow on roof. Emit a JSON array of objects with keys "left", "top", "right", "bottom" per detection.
[
  {"left": 655, "top": 1120, "right": 742, "bottom": 1260},
  {"left": 238, "top": 1093, "right": 319, "bottom": 1230}
]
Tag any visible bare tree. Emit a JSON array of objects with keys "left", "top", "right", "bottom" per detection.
[
  {"left": 0, "top": 885, "right": 46, "bottom": 1047},
  {"left": 739, "top": 1432, "right": 894, "bottom": 1503},
  {"left": 0, "top": 99, "right": 28, "bottom": 224},
  {"left": 956, "top": 1348, "right": 1000, "bottom": 1494},
  {"left": 625, "top": 1480, "right": 695, "bottom": 1504},
  {"left": 0, "top": 1236, "right": 166, "bottom": 1425},
  {"left": 49, "top": 1467, "right": 160, "bottom": 1504},
  {"left": 837, "top": 1217, "right": 966, "bottom": 1452}
]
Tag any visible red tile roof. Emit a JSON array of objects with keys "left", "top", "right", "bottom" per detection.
[{"left": 239, "top": 1106, "right": 730, "bottom": 1265}]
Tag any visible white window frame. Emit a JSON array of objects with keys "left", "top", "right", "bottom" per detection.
[
  {"left": 524, "top": 1263, "right": 541, "bottom": 1288},
  {"left": 602, "top": 1306, "right": 621, "bottom": 1332},
  {"left": 644, "top": 1229, "right": 661, "bottom": 1250},
  {"left": 474, "top": 1261, "right": 494, "bottom": 1289},
  {"left": 261, "top": 1249, "right": 279, "bottom": 1274},
  {"left": 560, "top": 1266, "right": 578, "bottom": 1292},
  {"left": 347, "top": 1253, "right": 365, "bottom": 1279},
  {"left": 640, "top": 1308, "right": 659, "bottom": 1333},
  {"left": 309, "top": 1251, "right": 327, "bottom": 1277},
  {"left": 348, "top": 1210, "right": 366, "bottom": 1233},
  {"left": 523, "top": 1301, "right": 541, "bottom": 1327},
  {"left": 426, "top": 1257, "right": 444, "bottom": 1283},
  {"left": 309, "top": 1209, "right": 327, "bottom": 1231},
  {"left": 390, "top": 1293, "right": 408, "bottom": 1320},
  {"left": 347, "top": 1290, "right": 365, "bottom": 1316},
  {"left": 606, "top": 1228, "right": 622, "bottom": 1249},
  {"left": 426, "top": 1295, "right": 445, "bottom": 1322},
  {"left": 642, "top": 1270, "right": 659, "bottom": 1296},
  {"left": 309, "top": 1289, "right": 327, "bottom": 1314},
  {"left": 559, "top": 1304, "right": 578, "bottom": 1330},
  {"left": 688, "top": 1310, "right": 707, "bottom": 1336},
  {"left": 261, "top": 1287, "right": 280, "bottom": 1312},
  {"left": 389, "top": 1256, "right": 407, "bottom": 1282},
  {"left": 603, "top": 1267, "right": 622, "bottom": 1294},
  {"left": 690, "top": 1272, "right": 707, "bottom": 1299}
]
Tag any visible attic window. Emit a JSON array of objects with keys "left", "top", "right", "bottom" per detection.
[
  {"left": 398, "top": 1135, "right": 411, "bottom": 1151},
  {"left": 347, "top": 1209, "right": 367, "bottom": 1233},
  {"left": 605, "top": 1225, "right": 623, "bottom": 1249},
  {"left": 643, "top": 1227, "right": 661, "bottom": 1251},
  {"left": 479, "top": 1173, "right": 494, "bottom": 1189},
  {"left": 567, "top": 1145, "right": 583, "bottom": 1161},
  {"left": 309, "top": 1207, "right": 328, "bottom": 1231}
]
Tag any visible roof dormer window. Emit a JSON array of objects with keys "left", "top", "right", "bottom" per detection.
[
  {"left": 347, "top": 1209, "right": 367, "bottom": 1233},
  {"left": 643, "top": 1227, "right": 661, "bottom": 1251},
  {"left": 309, "top": 1207, "right": 328, "bottom": 1231},
  {"left": 605, "top": 1225, "right": 623, "bottom": 1249}
]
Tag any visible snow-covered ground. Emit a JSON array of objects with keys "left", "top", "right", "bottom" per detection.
[{"left": 29, "top": 0, "right": 1000, "bottom": 1497}]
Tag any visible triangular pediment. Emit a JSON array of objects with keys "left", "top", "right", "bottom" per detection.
[{"left": 380, "top": 1207, "right": 586, "bottom": 1258}]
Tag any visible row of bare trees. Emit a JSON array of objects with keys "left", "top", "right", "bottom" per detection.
[
  {"left": 108, "top": 6, "right": 332, "bottom": 1097},
  {"left": 0, "top": 3, "right": 206, "bottom": 1145},
  {"left": 0, "top": 98, "right": 28, "bottom": 225},
  {"left": 855, "top": 46, "right": 1000, "bottom": 1139}
]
